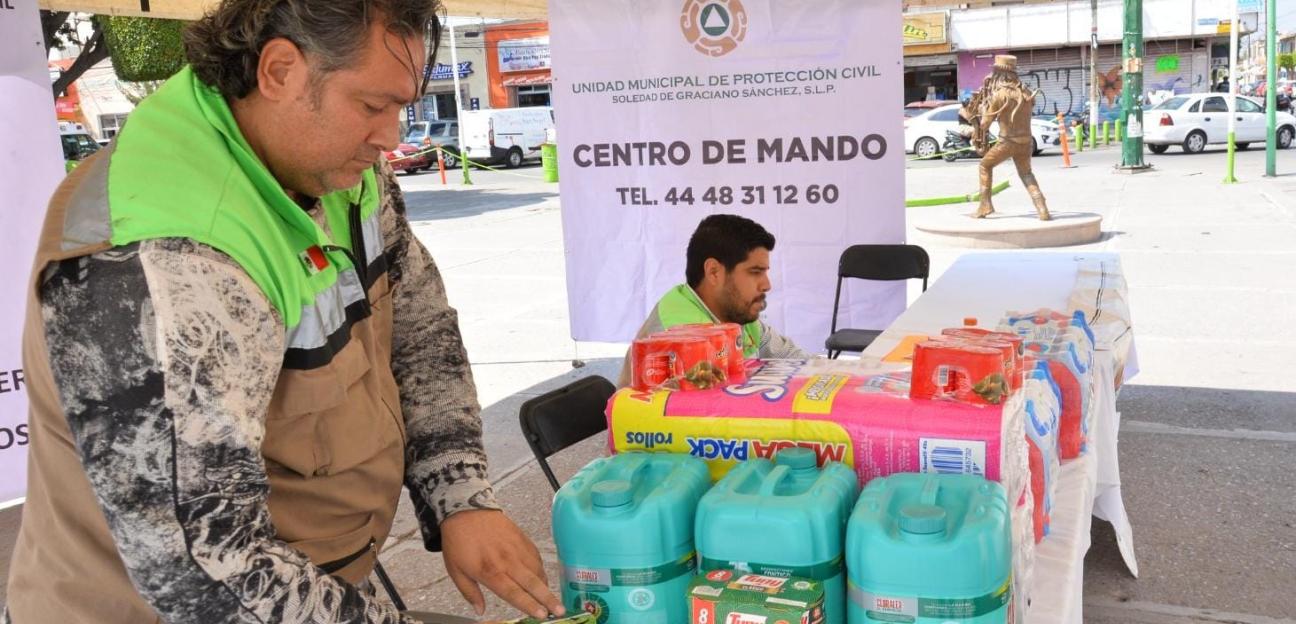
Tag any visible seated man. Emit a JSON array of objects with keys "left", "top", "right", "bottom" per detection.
[{"left": 618, "top": 214, "right": 809, "bottom": 386}]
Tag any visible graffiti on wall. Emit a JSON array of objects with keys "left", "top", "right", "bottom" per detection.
[{"left": 1018, "top": 62, "right": 1205, "bottom": 121}]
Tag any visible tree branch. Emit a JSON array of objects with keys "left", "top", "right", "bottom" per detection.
[
  {"left": 52, "top": 28, "right": 109, "bottom": 100},
  {"left": 41, "top": 10, "right": 71, "bottom": 53}
]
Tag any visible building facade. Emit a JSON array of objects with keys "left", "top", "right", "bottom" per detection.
[
  {"left": 485, "top": 21, "right": 553, "bottom": 109},
  {"left": 414, "top": 23, "right": 491, "bottom": 122},
  {"left": 903, "top": 0, "right": 1250, "bottom": 118},
  {"left": 76, "top": 60, "right": 135, "bottom": 140},
  {"left": 49, "top": 58, "right": 136, "bottom": 142}
]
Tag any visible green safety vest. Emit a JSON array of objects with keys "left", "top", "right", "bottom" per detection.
[
  {"left": 10, "top": 66, "right": 409, "bottom": 623},
  {"left": 105, "top": 66, "right": 382, "bottom": 365},
  {"left": 655, "top": 284, "right": 763, "bottom": 358}
]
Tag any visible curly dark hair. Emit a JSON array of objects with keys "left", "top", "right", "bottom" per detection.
[{"left": 184, "top": 0, "right": 443, "bottom": 100}]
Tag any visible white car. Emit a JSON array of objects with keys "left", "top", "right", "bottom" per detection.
[
  {"left": 1143, "top": 93, "right": 1296, "bottom": 154},
  {"left": 904, "top": 104, "right": 1060, "bottom": 160}
]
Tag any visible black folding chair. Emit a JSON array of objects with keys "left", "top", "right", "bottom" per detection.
[
  {"left": 825, "top": 244, "right": 930, "bottom": 359},
  {"left": 519, "top": 375, "right": 617, "bottom": 492}
]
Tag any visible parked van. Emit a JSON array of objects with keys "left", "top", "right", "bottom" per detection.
[
  {"left": 460, "top": 106, "right": 554, "bottom": 168},
  {"left": 59, "top": 121, "right": 101, "bottom": 172}
]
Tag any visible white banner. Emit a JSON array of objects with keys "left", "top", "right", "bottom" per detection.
[
  {"left": 551, "top": 0, "right": 906, "bottom": 352},
  {"left": 1, "top": 0, "right": 65, "bottom": 504}
]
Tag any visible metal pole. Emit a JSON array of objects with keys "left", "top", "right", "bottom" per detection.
[
  {"left": 449, "top": 20, "right": 472, "bottom": 185},
  {"left": 1119, "top": 0, "right": 1149, "bottom": 169},
  {"left": 1266, "top": 0, "right": 1278, "bottom": 176},
  {"left": 1091, "top": 0, "right": 1100, "bottom": 149},
  {"left": 1224, "top": 0, "right": 1240, "bottom": 183}
]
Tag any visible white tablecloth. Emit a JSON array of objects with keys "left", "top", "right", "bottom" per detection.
[{"left": 859, "top": 252, "right": 1138, "bottom": 624}]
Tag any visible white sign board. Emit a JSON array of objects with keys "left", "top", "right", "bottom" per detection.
[
  {"left": 551, "top": 0, "right": 906, "bottom": 352},
  {"left": 1, "top": 0, "right": 66, "bottom": 505},
  {"left": 499, "top": 36, "right": 552, "bottom": 73}
]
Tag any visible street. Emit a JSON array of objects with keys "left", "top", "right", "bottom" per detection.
[{"left": 1, "top": 147, "right": 1293, "bottom": 622}]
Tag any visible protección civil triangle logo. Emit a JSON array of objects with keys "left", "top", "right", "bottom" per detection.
[{"left": 681, "top": 0, "right": 749, "bottom": 57}]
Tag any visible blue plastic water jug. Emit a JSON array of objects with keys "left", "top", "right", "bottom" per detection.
[
  {"left": 552, "top": 452, "right": 711, "bottom": 624},
  {"left": 846, "top": 473, "right": 1012, "bottom": 624},
  {"left": 694, "top": 447, "right": 859, "bottom": 624}
]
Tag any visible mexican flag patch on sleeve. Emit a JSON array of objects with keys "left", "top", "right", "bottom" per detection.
[{"left": 299, "top": 245, "right": 329, "bottom": 275}]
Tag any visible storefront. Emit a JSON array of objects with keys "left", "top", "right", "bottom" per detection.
[
  {"left": 486, "top": 22, "right": 552, "bottom": 109},
  {"left": 508, "top": 78, "right": 552, "bottom": 107},
  {"left": 902, "top": 12, "right": 957, "bottom": 104},
  {"left": 415, "top": 27, "right": 490, "bottom": 121},
  {"left": 904, "top": 54, "right": 959, "bottom": 104},
  {"left": 419, "top": 62, "right": 477, "bottom": 120},
  {"left": 1210, "top": 41, "right": 1231, "bottom": 89}
]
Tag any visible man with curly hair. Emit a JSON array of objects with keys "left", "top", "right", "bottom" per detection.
[{"left": 4, "top": 2, "right": 563, "bottom": 623}]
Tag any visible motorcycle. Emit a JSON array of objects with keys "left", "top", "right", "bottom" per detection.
[{"left": 940, "top": 129, "right": 996, "bottom": 162}]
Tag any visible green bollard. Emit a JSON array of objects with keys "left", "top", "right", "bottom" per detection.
[
  {"left": 1103, "top": 121, "right": 1112, "bottom": 146},
  {"left": 1115, "top": 119, "right": 1124, "bottom": 142},
  {"left": 540, "top": 143, "right": 559, "bottom": 183},
  {"left": 1089, "top": 122, "right": 1097, "bottom": 150},
  {"left": 1074, "top": 125, "right": 1085, "bottom": 152}
]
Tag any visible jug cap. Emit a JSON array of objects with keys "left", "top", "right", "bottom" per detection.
[
  {"left": 591, "top": 480, "right": 633, "bottom": 508},
  {"left": 898, "top": 504, "right": 947, "bottom": 535},
  {"left": 775, "top": 447, "right": 818, "bottom": 471}
]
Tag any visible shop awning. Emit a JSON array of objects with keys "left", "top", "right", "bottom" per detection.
[
  {"left": 38, "top": 0, "right": 546, "bottom": 20},
  {"left": 502, "top": 74, "right": 553, "bottom": 87}
]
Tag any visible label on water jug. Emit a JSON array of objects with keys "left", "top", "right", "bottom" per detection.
[
  {"left": 563, "top": 552, "right": 698, "bottom": 592},
  {"left": 848, "top": 577, "right": 1011, "bottom": 622},
  {"left": 699, "top": 555, "right": 844, "bottom": 582},
  {"left": 689, "top": 572, "right": 826, "bottom": 624}
]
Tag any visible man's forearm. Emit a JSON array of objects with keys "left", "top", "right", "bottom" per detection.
[
  {"left": 758, "top": 320, "right": 812, "bottom": 360},
  {"left": 376, "top": 163, "right": 499, "bottom": 533}
]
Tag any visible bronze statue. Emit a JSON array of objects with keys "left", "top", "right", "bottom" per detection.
[{"left": 966, "top": 55, "right": 1051, "bottom": 220}]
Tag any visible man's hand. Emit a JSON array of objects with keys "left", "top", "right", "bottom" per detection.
[{"left": 440, "top": 509, "right": 565, "bottom": 620}]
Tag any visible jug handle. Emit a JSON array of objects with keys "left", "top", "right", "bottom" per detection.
[
  {"left": 758, "top": 465, "right": 791, "bottom": 497},
  {"left": 920, "top": 475, "right": 941, "bottom": 506},
  {"left": 621, "top": 453, "right": 651, "bottom": 490}
]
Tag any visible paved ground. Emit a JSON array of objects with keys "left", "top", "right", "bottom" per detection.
[{"left": 3, "top": 145, "right": 1294, "bottom": 622}]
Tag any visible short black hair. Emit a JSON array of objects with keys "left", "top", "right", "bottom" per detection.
[{"left": 685, "top": 214, "right": 776, "bottom": 288}]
